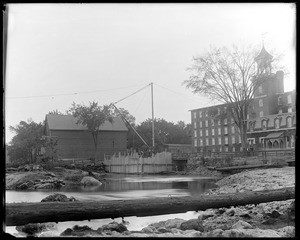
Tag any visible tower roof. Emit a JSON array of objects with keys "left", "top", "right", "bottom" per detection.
[{"left": 255, "top": 46, "right": 273, "bottom": 62}]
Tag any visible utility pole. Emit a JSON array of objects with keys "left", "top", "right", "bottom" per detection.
[{"left": 151, "top": 82, "right": 155, "bottom": 149}]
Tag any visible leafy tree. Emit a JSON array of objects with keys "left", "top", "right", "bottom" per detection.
[
  {"left": 8, "top": 119, "right": 44, "bottom": 164},
  {"left": 48, "top": 109, "right": 66, "bottom": 115},
  {"left": 183, "top": 44, "right": 281, "bottom": 152},
  {"left": 128, "top": 118, "right": 191, "bottom": 152},
  {"left": 68, "top": 101, "right": 113, "bottom": 162}
]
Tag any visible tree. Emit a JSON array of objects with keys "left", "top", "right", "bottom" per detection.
[
  {"left": 68, "top": 101, "right": 113, "bottom": 162},
  {"left": 8, "top": 119, "right": 44, "bottom": 164},
  {"left": 183, "top": 44, "right": 278, "bottom": 152}
]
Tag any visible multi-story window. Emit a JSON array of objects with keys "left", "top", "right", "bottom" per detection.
[
  {"left": 224, "top": 136, "right": 228, "bottom": 144},
  {"left": 287, "top": 117, "right": 292, "bottom": 128},
  {"left": 218, "top": 137, "right": 222, "bottom": 145},
  {"left": 212, "top": 129, "right": 215, "bottom": 136},
  {"left": 200, "top": 121, "right": 202, "bottom": 128},
  {"left": 274, "top": 118, "right": 280, "bottom": 129},
  {"left": 205, "top": 120, "right": 208, "bottom": 127},
  {"left": 231, "top": 126, "right": 235, "bottom": 134},
  {"left": 232, "top": 136, "right": 235, "bottom": 144},
  {"left": 224, "top": 127, "right": 228, "bottom": 134},
  {"left": 287, "top": 95, "right": 292, "bottom": 104},
  {"left": 259, "top": 111, "right": 264, "bottom": 117},
  {"left": 194, "top": 139, "right": 197, "bottom": 147},
  {"left": 206, "top": 138, "right": 209, "bottom": 146},
  {"left": 194, "top": 130, "right": 197, "bottom": 137},
  {"left": 288, "top": 107, "right": 292, "bottom": 113},
  {"left": 218, "top": 127, "right": 221, "bottom": 135},
  {"left": 212, "top": 138, "right": 215, "bottom": 145},
  {"left": 206, "top": 129, "right": 209, "bottom": 136},
  {"left": 259, "top": 99, "right": 263, "bottom": 107},
  {"left": 262, "top": 119, "right": 267, "bottom": 130}
]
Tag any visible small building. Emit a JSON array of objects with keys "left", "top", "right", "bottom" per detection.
[{"left": 44, "top": 114, "right": 128, "bottom": 161}]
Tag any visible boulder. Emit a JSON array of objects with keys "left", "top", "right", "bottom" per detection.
[
  {"left": 231, "top": 220, "right": 253, "bottom": 229},
  {"left": 16, "top": 182, "right": 29, "bottom": 190},
  {"left": 41, "top": 193, "right": 78, "bottom": 202},
  {"left": 101, "top": 222, "right": 127, "bottom": 233},
  {"left": 164, "top": 218, "right": 186, "bottom": 229},
  {"left": 180, "top": 219, "right": 204, "bottom": 232},
  {"left": 80, "top": 176, "right": 102, "bottom": 186},
  {"left": 16, "top": 222, "right": 56, "bottom": 237}
]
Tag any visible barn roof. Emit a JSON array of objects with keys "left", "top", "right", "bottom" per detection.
[{"left": 46, "top": 114, "right": 128, "bottom": 131}]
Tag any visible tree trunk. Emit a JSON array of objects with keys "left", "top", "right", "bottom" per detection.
[{"left": 6, "top": 187, "right": 295, "bottom": 226}]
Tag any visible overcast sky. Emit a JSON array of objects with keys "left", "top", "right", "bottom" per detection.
[{"left": 5, "top": 3, "right": 296, "bottom": 143}]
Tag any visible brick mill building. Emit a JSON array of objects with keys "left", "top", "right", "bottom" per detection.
[
  {"left": 190, "top": 46, "right": 296, "bottom": 154},
  {"left": 44, "top": 114, "right": 128, "bottom": 161}
]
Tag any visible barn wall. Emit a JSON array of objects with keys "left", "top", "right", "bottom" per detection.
[{"left": 49, "top": 130, "right": 127, "bottom": 161}]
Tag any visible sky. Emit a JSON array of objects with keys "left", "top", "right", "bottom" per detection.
[{"left": 5, "top": 3, "right": 296, "bottom": 144}]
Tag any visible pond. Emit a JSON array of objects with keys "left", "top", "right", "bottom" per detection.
[{"left": 5, "top": 174, "right": 220, "bottom": 237}]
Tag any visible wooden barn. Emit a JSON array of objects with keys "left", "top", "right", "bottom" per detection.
[{"left": 44, "top": 114, "right": 128, "bottom": 161}]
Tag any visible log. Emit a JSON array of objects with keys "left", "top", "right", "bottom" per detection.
[
  {"left": 214, "top": 164, "right": 282, "bottom": 173},
  {"left": 6, "top": 187, "right": 294, "bottom": 226}
]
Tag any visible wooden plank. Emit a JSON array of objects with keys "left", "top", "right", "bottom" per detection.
[{"left": 6, "top": 187, "right": 295, "bottom": 226}]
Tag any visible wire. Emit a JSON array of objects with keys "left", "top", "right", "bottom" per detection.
[
  {"left": 6, "top": 84, "right": 146, "bottom": 100},
  {"left": 113, "top": 83, "right": 151, "bottom": 104}
]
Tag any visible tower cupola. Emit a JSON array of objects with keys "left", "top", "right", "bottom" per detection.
[{"left": 255, "top": 46, "right": 273, "bottom": 75}]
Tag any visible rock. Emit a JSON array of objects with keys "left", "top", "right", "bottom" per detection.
[
  {"left": 16, "top": 182, "right": 29, "bottom": 190},
  {"left": 60, "top": 225, "right": 99, "bottom": 237},
  {"left": 198, "top": 210, "right": 215, "bottom": 220},
  {"left": 262, "top": 217, "right": 276, "bottom": 225},
  {"left": 180, "top": 219, "right": 204, "bottom": 232},
  {"left": 60, "top": 228, "right": 73, "bottom": 236},
  {"left": 157, "top": 227, "right": 169, "bottom": 233},
  {"left": 164, "top": 218, "right": 186, "bottom": 229},
  {"left": 102, "top": 222, "right": 127, "bottom": 233},
  {"left": 276, "top": 226, "right": 295, "bottom": 237},
  {"left": 231, "top": 220, "right": 253, "bottom": 229},
  {"left": 239, "top": 213, "right": 252, "bottom": 219},
  {"left": 16, "top": 223, "right": 55, "bottom": 237},
  {"left": 204, "top": 228, "right": 224, "bottom": 237},
  {"left": 266, "top": 210, "right": 281, "bottom": 218},
  {"left": 216, "top": 208, "right": 226, "bottom": 214},
  {"left": 41, "top": 193, "right": 78, "bottom": 202},
  {"left": 80, "top": 176, "right": 102, "bottom": 186},
  {"left": 226, "top": 209, "right": 235, "bottom": 216},
  {"left": 287, "top": 200, "right": 295, "bottom": 221},
  {"left": 141, "top": 226, "right": 155, "bottom": 233}
]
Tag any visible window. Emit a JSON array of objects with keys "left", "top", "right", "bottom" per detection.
[
  {"left": 206, "top": 138, "right": 209, "bottom": 146},
  {"left": 194, "top": 122, "right": 197, "bottom": 129},
  {"left": 199, "top": 111, "right": 202, "bottom": 118},
  {"left": 238, "top": 135, "right": 241, "bottom": 143},
  {"left": 206, "top": 129, "right": 209, "bottom": 136},
  {"left": 224, "top": 118, "right": 228, "bottom": 125},
  {"left": 274, "top": 118, "right": 280, "bottom": 129},
  {"left": 259, "top": 111, "right": 264, "bottom": 117},
  {"left": 278, "top": 109, "right": 283, "bottom": 114},
  {"left": 287, "top": 117, "right": 292, "bottom": 128},
  {"left": 258, "top": 86, "right": 262, "bottom": 94},
  {"left": 224, "top": 106, "right": 227, "bottom": 111},
  {"left": 218, "top": 137, "right": 222, "bottom": 145},
  {"left": 194, "top": 130, "right": 197, "bottom": 137},
  {"left": 288, "top": 107, "right": 292, "bottom": 113},
  {"left": 224, "top": 136, "right": 228, "bottom": 144},
  {"left": 262, "top": 120, "right": 267, "bottom": 130},
  {"left": 212, "top": 138, "right": 215, "bottom": 145},
  {"left": 232, "top": 147, "right": 235, "bottom": 152},
  {"left": 218, "top": 127, "right": 221, "bottom": 135},
  {"left": 247, "top": 138, "right": 255, "bottom": 145},
  {"left": 259, "top": 99, "right": 263, "bottom": 107},
  {"left": 224, "top": 146, "right": 228, "bottom": 152},
  {"left": 231, "top": 117, "right": 234, "bottom": 124},
  {"left": 224, "top": 127, "right": 228, "bottom": 134},
  {"left": 217, "top": 108, "right": 220, "bottom": 114},
  {"left": 193, "top": 112, "right": 197, "bottom": 118},
  {"left": 247, "top": 114, "right": 249, "bottom": 119},
  {"left": 199, "top": 130, "right": 203, "bottom": 137},
  {"left": 205, "top": 111, "right": 208, "bottom": 117},
  {"left": 287, "top": 95, "right": 292, "bottom": 104},
  {"left": 278, "top": 96, "right": 282, "bottom": 105},
  {"left": 199, "top": 139, "right": 203, "bottom": 146},
  {"left": 211, "top": 119, "right": 214, "bottom": 126},
  {"left": 232, "top": 136, "right": 235, "bottom": 144},
  {"left": 205, "top": 120, "right": 208, "bottom": 127},
  {"left": 231, "top": 126, "right": 235, "bottom": 134},
  {"left": 249, "top": 122, "right": 254, "bottom": 132},
  {"left": 200, "top": 121, "right": 202, "bottom": 128},
  {"left": 194, "top": 139, "right": 197, "bottom": 147},
  {"left": 218, "top": 119, "right": 221, "bottom": 125},
  {"left": 212, "top": 129, "right": 215, "bottom": 136}
]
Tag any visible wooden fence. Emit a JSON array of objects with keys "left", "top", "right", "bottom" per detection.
[{"left": 104, "top": 151, "right": 173, "bottom": 174}]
